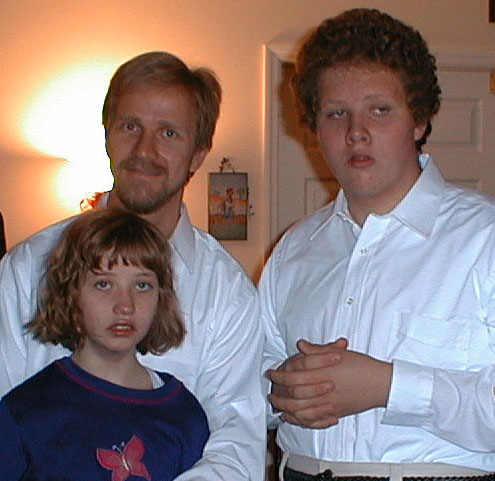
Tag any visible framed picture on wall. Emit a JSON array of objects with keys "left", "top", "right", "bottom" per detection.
[{"left": 208, "top": 172, "right": 248, "bottom": 240}]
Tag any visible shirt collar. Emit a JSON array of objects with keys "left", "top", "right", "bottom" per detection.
[
  {"left": 391, "top": 153, "right": 445, "bottom": 238},
  {"left": 309, "top": 190, "right": 350, "bottom": 240},
  {"left": 99, "top": 194, "right": 196, "bottom": 274},
  {"left": 309, "top": 153, "right": 445, "bottom": 240},
  {"left": 169, "top": 204, "right": 196, "bottom": 274}
]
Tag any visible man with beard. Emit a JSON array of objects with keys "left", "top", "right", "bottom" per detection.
[{"left": 0, "top": 52, "right": 265, "bottom": 481}]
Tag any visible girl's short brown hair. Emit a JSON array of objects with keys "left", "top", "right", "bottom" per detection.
[{"left": 27, "top": 208, "right": 185, "bottom": 355}]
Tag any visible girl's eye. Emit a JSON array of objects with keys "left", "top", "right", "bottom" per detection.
[
  {"left": 135, "top": 282, "right": 153, "bottom": 292},
  {"left": 95, "top": 280, "right": 111, "bottom": 290}
]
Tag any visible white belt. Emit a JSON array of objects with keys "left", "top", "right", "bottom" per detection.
[{"left": 281, "top": 453, "right": 491, "bottom": 481}]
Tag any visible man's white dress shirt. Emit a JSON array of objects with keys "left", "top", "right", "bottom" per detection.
[
  {"left": 260, "top": 154, "right": 495, "bottom": 471},
  {"left": 0, "top": 204, "right": 266, "bottom": 481}
]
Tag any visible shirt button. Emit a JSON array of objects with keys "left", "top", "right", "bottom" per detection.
[
  {"left": 346, "top": 297, "right": 354, "bottom": 305},
  {"left": 360, "top": 248, "right": 368, "bottom": 254}
]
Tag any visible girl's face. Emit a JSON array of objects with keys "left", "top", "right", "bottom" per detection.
[{"left": 76, "top": 256, "right": 159, "bottom": 362}]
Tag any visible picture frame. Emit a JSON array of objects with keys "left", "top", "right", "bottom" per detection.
[{"left": 208, "top": 172, "right": 248, "bottom": 240}]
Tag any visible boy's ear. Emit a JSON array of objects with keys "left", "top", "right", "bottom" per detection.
[{"left": 414, "top": 121, "right": 428, "bottom": 142}]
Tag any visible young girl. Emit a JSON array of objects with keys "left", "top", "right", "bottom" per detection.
[{"left": 0, "top": 208, "right": 209, "bottom": 481}]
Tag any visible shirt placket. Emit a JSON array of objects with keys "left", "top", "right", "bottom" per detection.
[{"left": 339, "top": 214, "right": 391, "bottom": 459}]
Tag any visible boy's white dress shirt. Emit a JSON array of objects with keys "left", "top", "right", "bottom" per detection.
[{"left": 261, "top": 154, "right": 495, "bottom": 470}]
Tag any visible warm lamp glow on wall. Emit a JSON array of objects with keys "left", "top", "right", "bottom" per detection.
[{"left": 21, "top": 60, "right": 118, "bottom": 211}]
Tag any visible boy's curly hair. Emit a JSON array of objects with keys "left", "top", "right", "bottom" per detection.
[{"left": 292, "top": 8, "right": 441, "bottom": 150}]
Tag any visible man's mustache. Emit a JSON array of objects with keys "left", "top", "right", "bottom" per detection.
[{"left": 119, "top": 158, "right": 167, "bottom": 176}]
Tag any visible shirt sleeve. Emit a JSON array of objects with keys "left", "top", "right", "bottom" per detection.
[
  {"left": 259, "top": 241, "right": 288, "bottom": 429},
  {"left": 383, "top": 255, "right": 495, "bottom": 453},
  {"left": 175, "top": 275, "right": 266, "bottom": 481},
  {"left": 0, "top": 220, "right": 71, "bottom": 398},
  {"left": 0, "top": 245, "right": 37, "bottom": 397},
  {"left": 0, "top": 400, "right": 28, "bottom": 479},
  {"left": 383, "top": 359, "right": 495, "bottom": 452}
]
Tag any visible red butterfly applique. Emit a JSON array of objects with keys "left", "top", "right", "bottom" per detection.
[{"left": 96, "top": 435, "right": 152, "bottom": 481}]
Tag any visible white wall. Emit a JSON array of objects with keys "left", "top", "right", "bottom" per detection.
[{"left": 1, "top": 0, "right": 493, "bottom": 279}]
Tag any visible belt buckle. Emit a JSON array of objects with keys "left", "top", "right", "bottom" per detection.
[{"left": 315, "top": 470, "right": 333, "bottom": 481}]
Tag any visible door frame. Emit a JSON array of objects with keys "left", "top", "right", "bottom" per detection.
[{"left": 262, "top": 43, "right": 495, "bottom": 256}]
